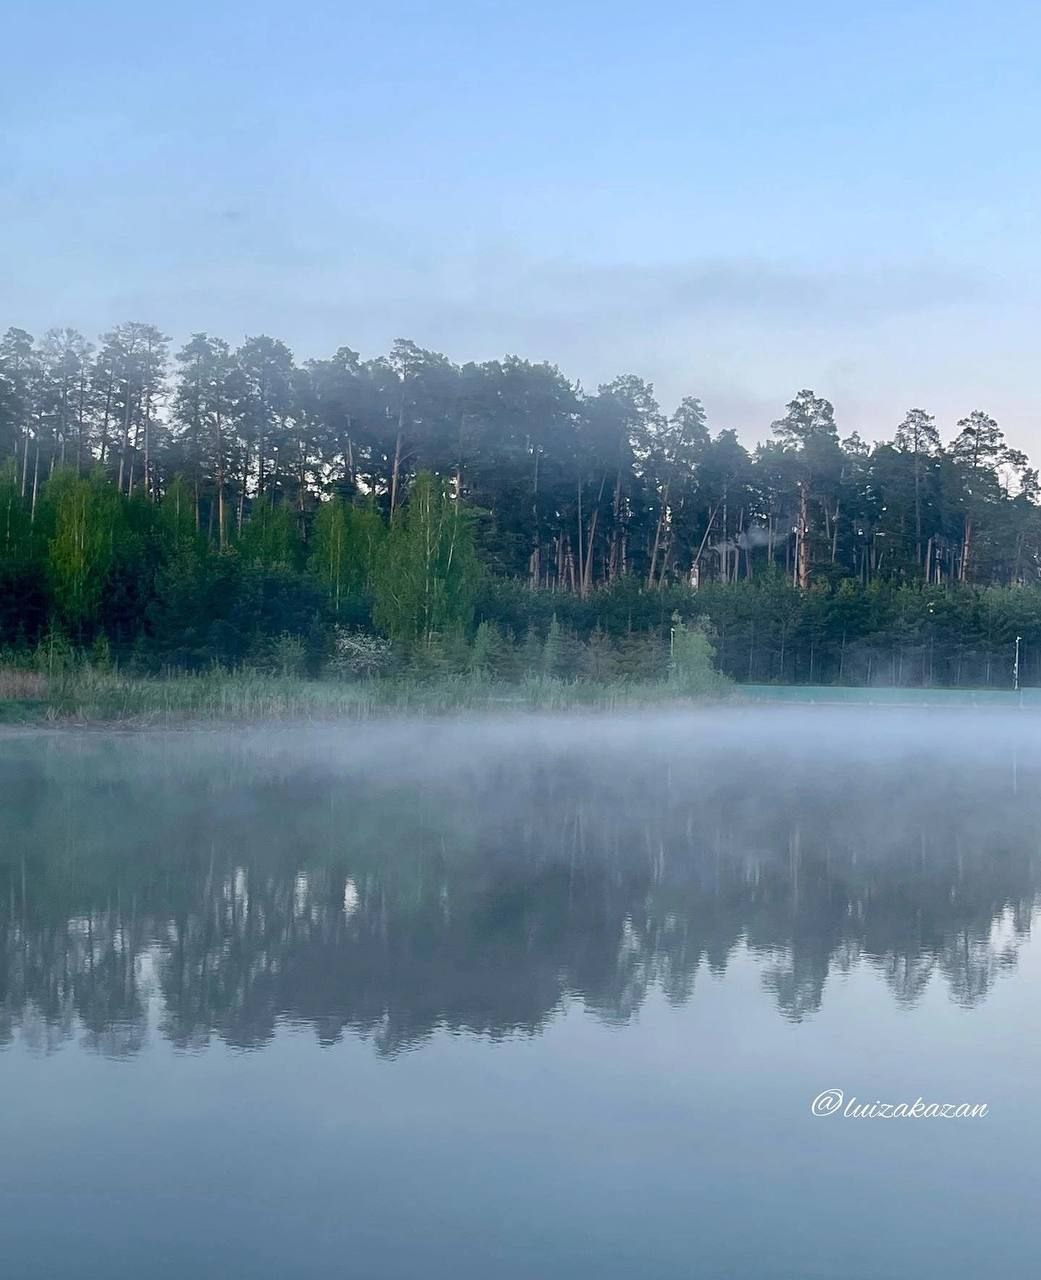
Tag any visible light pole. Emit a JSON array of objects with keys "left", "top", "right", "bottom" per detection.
[{"left": 1014, "top": 635, "right": 1022, "bottom": 692}]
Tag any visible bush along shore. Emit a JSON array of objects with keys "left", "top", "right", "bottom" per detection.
[{"left": 0, "top": 619, "right": 729, "bottom": 724}]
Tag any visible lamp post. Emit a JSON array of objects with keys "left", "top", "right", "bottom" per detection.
[
  {"left": 669, "top": 610, "right": 681, "bottom": 671},
  {"left": 1014, "top": 635, "right": 1022, "bottom": 692}
]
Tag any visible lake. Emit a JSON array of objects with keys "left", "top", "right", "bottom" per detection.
[{"left": 2, "top": 707, "right": 1039, "bottom": 1278}]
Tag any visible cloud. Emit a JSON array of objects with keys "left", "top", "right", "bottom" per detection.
[
  {"left": 474, "top": 255, "right": 986, "bottom": 327},
  {"left": 2, "top": 217, "right": 1024, "bottom": 448}
]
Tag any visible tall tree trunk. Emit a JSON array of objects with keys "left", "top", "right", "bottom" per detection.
[
  {"left": 796, "top": 482, "right": 809, "bottom": 590},
  {"left": 342, "top": 420, "right": 355, "bottom": 492},
  {"left": 721, "top": 484, "right": 728, "bottom": 584},
  {"left": 20, "top": 421, "right": 30, "bottom": 496},
  {"left": 30, "top": 443, "right": 40, "bottom": 524},
  {"left": 117, "top": 386, "right": 133, "bottom": 493},
  {"left": 690, "top": 496, "right": 723, "bottom": 588},
  {"left": 75, "top": 371, "right": 87, "bottom": 473},
  {"left": 582, "top": 509, "right": 599, "bottom": 596},
  {"left": 529, "top": 446, "right": 541, "bottom": 589},
  {"left": 582, "top": 475, "right": 607, "bottom": 596},
  {"left": 576, "top": 480, "right": 583, "bottom": 596},
  {"left": 647, "top": 482, "right": 669, "bottom": 589},
  {"left": 608, "top": 468, "right": 623, "bottom": 580},
  {"left": 143, "top": 391, "right": 151, "bottom": 499},
  {"left": 389, "top": 430, "right": 404, "bottom": 520},
  {"left": 216, "top": 411, "right": 226, "bottom": 551},
  {"left": 961, "top": 517, "right": 972, "bottom": 582},
  {"left": 390, "top": 380, "right": 407, "bottom": 520},
  {"left": 127, "top": 414, "right": 141, "bottom": 495},
  {"left": 238, "top": 442, "right": 250, "bottom": 534},
  {"left": 298, "top": 442, "right": 307, "bottom": 538},
  {"left": 99, "top": 380, "right": 112, "bottom": 466}
]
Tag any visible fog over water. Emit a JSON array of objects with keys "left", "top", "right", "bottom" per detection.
[
  {"left": 3, "top": 708, "right": 1041, "bottom": 1280},
  {"left": 2, "top": 708, "right": 1038, "bottom": 1054}
]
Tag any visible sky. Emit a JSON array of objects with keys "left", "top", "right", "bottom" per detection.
[{"left": 4, "top": 0, "right": 1041, "bottom": 451}]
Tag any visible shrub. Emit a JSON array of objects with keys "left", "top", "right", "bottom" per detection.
[
  {"left": 327, "top": 627, "right": 393, "bottom": 680},
  {"left": 669, "top": 619, "right": 725, "bottom": 694},
  {"left": 269, "top": 631, "right": 308, "bottom": 678}
]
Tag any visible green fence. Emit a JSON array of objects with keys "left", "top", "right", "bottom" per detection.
[{"left": 738, "top": 683, "right": 1041, "bottom": 708}]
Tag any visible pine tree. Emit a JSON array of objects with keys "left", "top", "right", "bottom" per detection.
[{"left": 470, "top": 619, "right": 505, "bottom": 677}]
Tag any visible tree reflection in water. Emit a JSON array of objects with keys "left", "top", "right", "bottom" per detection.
[{"left": 1, "top": 711, "right": 1037, "bottom": 1057}]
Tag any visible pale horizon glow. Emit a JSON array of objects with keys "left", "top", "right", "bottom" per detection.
[{"left": 4, "top": 1, "right": 1041, "bottom": 453}]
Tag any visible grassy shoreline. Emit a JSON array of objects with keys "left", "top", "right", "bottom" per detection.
[
  {"left": 6, "top": 667, "right": 1031, "bottom": 728},
  {"left": 0, "top": 665, "right": 730, "bottom": 725}
]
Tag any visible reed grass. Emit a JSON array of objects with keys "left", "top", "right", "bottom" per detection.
[
  {"left": 0, "top": 668, "right": 48, "bottom": 701},
  {"left": 0, "top": 663, "right": 728, "bottom": 725}
]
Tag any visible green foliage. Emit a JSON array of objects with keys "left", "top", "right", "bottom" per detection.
[
  {"left": 8, "top": 311, "right": 1041, "bottom": 694},
  {"left": 158, "top": 475, "right": 204, "bottom": 558},
  {"left": 541, "top": 615, "right": 563, "bottom": 676},
  {"left": 34, "top": 625, "right": 75, "bottom": 676},
  {"left": 669, "top": 620, "right": 723, "bottom": 694},
  {"left": 541, "top": 615, "right": 584, "bottom": 678},
  {"left": 89, "top": 631, "right": 113, "bottom": 672},
  {"left": 236, "top": 501, "right": 298, "bottom": 569},
  {"left": 267, "top": 631, "right": 308, "bottom": 677},
  {"left": 616, "top": 631, "right": 667, "bottom": 681},
  {"left": 309, "top": 498, "right": 384, "bottom": 613},
  {"left": 46, "top": 468, "right": 125, "bottom": 634},
  {"left": 405, "top": 629, "right": 472, "bottom": 680},
  {"left": 520, "top": 623, "right": 542, "bottom": 675},
  {"left": 373, "top": 473, "right": 480, "bottom": 648},
  {"left": 148, "top": 555, "right": 324, "bottom": 672},
  {"left": 582, "top": 624, "right": 620, "bottom": 681},
  {"left": 0, "top": 463, "right": 47, "bottom": 645},
  {"left": 5, "top": 662, "right": 725, "bottom": 724},
  {"left": 0, "top": 460, "right": 32, "bottom": 566},
  {"left": 470, "top": 619, "right": 506, "bottom": 677}
]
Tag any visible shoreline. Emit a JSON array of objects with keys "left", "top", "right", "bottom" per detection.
[
  {"left": 0, "top": 668, "right": 730, "bottom": 727},
  {"left": 2, "top": 670, "right": 1037, "bottom": 729}
]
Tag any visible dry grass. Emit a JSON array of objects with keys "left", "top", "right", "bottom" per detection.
[
  {"left": 0, "top": 663, "right": 729, "bottom": 724},
  {"left": 0, "top": 667, "right": 48, "bottom": 701}
]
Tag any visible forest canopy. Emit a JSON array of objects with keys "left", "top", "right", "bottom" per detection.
[{"left": 2, "top": 322, "right": 1041, "bottom": 687}]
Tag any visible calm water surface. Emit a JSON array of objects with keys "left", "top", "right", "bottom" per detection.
[{"left": 2, "top": 708, "right": 1040, "bottom": 1278}]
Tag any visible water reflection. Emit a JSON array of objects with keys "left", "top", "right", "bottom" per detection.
[{"left": 1, "top": 711, "right": 1038, "bottom": 1057}]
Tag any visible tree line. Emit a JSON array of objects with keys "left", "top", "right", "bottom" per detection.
[{"left": 3, "top": 320, "right": 1041, "bottom": 685}]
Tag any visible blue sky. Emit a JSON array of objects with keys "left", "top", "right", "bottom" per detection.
[{"left": 4, "top": 1, "right": 1041, "bottom": 448}]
